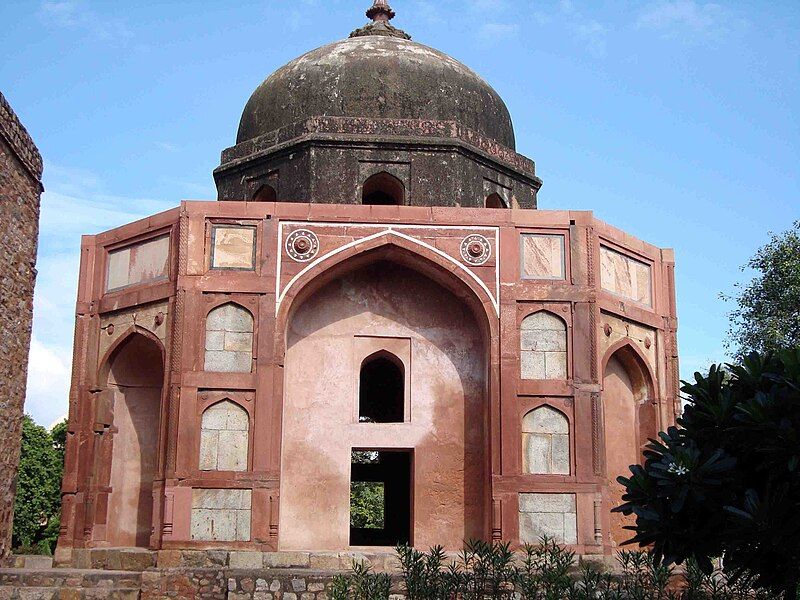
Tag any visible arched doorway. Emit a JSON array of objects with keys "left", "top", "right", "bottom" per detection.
[
  {"left": 362, "top": 172, "right": 405, "bottom": 205},
  {"left": 281, "top": 259, "right": 488, "bottom": 550},
  {"left": 103, "top": 332, "right": 164, "bottom": 547},
  {"left": 485, "top": 193, "right": 505, "bottom": 208},
  {"left": 252, "top": 184, "right": 277, "bottom": 202},
  {"left": 602, "top": 343, "right": 656, "bottom": 547}
]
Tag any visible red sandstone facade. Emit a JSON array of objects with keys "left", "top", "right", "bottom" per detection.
[{"left": 57, "top": 200, "right": 678, "bottom": 559}]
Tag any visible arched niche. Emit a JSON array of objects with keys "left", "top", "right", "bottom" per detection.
[
  {"left": 485, "top": 193, "right": 505, "bottom": 208},
  {"left": 204, "top": 302, "right": 254, "bottom": 373},
  {"left": 520, "top": 311, "right": 568, "bottom": 380},
  {"left": 362, "top": 172, "right": 405, "bottom": 205},
  {"left": 103, "top": 331, "right": 164, "bottom": 547},
  {"left": 252, "top": 184, "right": 277, "bottom": 202},
  {"left": 281, "top": 257, "right": 489, "bottom": 551},
  {"left": 199, "top": 400, "right": 249, "bottom": 471},
  {"left": 359, "top": 351, "right": 405, "bottom": 423},
  {"left": 602, "top": 342, "right": 656, "bottom": 547},
  {"left": 521, "top": 405, "right": 569, "bottom": 475}
]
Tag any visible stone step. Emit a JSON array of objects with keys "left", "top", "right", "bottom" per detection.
[
  {"left": 0, "top": 568, "right": 143, "bottom": 599},
  {"left": 0, "top": 567, "right": 351, "bottom": 600}
]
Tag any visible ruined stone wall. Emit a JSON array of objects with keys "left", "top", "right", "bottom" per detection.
[{"left": 0, "top": 91, "right": 42, "bottom": 557}]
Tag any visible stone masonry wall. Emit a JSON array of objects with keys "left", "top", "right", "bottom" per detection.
[{"left": 0, "top": 91, "right": 43, "bottom": 557}]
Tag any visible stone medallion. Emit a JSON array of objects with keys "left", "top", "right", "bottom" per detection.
[
  {"left": 285, "top": 229, "right": 320, "bottom": 262},
  {"left": 460, "top": 234, "right": 491, "bottom": 265}
]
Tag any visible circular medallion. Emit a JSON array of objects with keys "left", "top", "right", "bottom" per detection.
[
  {"left": 285, "top": 229, "right": 320, "bottom": 262},
  {"left": 460, "top": 234, "right": 491, "bottom": 265}
]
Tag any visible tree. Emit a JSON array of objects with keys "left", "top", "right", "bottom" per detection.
[
  {"left": 12, "top": 416, "right": 66, "bottom": 554},
  {"left": 724, "top": 221, "right": 800, "bottom": 357},
  {"left": 614, "top": 350, "right": 800, "bottom": 599}
]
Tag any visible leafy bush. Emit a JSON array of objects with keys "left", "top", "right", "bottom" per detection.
[
  {"left": 334, "top": 538, "right": 771, "bottom": 599},
  {"left": 614, "top": 350, "right": 800, "bottom": 599},
  {"left": 331, "top": 560, "right": 392, "bottom": 600}
]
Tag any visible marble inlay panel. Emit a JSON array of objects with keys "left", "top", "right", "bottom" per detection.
[
  {"left": 106, "top": 234, "right": 169, "bottom": 291},
  {"left": 521, "top": 234, "right": 565, "bottom": 279},
  {"left": 600, "top": 246, "right": 652, "bottom": 306},
  {"left": 211, "top": 225, "right": 256, "bottom": 270}
]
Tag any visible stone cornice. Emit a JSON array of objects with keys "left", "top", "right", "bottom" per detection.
[{"left": 221, "top": 116, "right": 536, "bottom": 176}]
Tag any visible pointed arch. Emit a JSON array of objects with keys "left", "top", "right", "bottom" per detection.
[
  {"left": 204, "top": 302, "right": 254, "bottom": 373},
  {"left": 601, "top": 338, "right": 658, "bottom": 547},
  {"left": 362, "top": 171, "right": 405, "bottom": 205},
  {"left": 100, "top": 329, "right": 165, "bottom": 548},
  {"left": 97, "top": 325, "right": 166, "bottom": 387},
  {"left": 601, "top": 339, "right": 656, "bottom": 404},
  {"left": 485, "top": 193, "right": 505, "bottom": 208},
  {"left": 521, "top": 404, "right": 570, "bottom": 475},
  {"left": 199, "top": 399, "right": 249, "bottom": 471},
  {"left": 359, "top": 350, "right": 405, "bottom": 423},
  {"left": 275, "top": 230, "right": 499, "bottom": 359},
  {"left": 520, "top": 310, "right": 568, "bottom": 380},
  {"left": 252, "top": 183, "right": 276, "bottom": 202}
]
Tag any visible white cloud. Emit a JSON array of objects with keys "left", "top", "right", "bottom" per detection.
[
  {"left": 39, "top": 1, "right": 131, "bottom": 41},
  {"left": 479, "top": 22, "right": 520, "bottom": 43},
  {"left": 637, "top": 1, "right": 745, "bottom": 41},
  {"left": 25, "top": 338, "right": 72, "bottom": 428},
  {"left": 533, "top": 1, "right": 608, "bottom": 57}
]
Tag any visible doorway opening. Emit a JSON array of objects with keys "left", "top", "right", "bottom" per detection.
[
  {"left": 350, "top": 449, "right": 412, "bottom": 546},
  {"left": 362, "top": 172, "right": 405, "bottom": 205},
  {"left": 359, "top": 351, "right": 404, "bottom": 423}
]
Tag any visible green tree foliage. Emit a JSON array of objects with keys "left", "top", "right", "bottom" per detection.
[
  {"left": 12, "top": 416, "right": 66, "bottom": 555},
  {"left": 350, "top": 482, "right": 385, "bottom": 529},
  {"left": 614, "top": 350, "right": 800, "bottom": 599},
  {"left": 725, "top": 221, "right": 800, "bottom": 357}
]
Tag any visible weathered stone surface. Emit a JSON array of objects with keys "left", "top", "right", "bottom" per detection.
[
  {"left": 228, "top": 552, "right": 261, "bottom": 569},
  {"left": 519, "top": 493, "right": 577, "bottom": 545},
  {"left": 199, "top": 401, "right": 249, "bottom": 471},
  {"left": 190, "top": 489, "right": 252, "bottom": 541},
  {"left": 205, "top": 303, "right": 254, "bottom": 373},
  {"left": 0, "top": 91, "right": 42, "bottom": 558},
  {"left": 520, "top": 312, "right": 567, "bottom": 380},
  {"left": 263, "top": 553, "right": 310, "bottom": 569}
]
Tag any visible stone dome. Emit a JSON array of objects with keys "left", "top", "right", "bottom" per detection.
[{"left": 236, "top": 34, "right": 516, "bottom": 150}]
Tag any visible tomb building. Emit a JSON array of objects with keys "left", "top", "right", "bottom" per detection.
[{"left": 56, "top": 2, "right": 679, "bottom": 559}]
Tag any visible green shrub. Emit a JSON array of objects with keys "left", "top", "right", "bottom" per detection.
[
  {"left": 330, "top": 560, "right": 391, "bottom": 600},
  {"left": 335, "top": 538, "right": 772, "bottom": 599}
]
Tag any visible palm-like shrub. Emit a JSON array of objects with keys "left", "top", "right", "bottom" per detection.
[{"left": 614, "top": 350, "right": 800, "bottom": 599}]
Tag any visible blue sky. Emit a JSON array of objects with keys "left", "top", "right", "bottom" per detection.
[{"left": 1, "top": 0, "right": 798, "bottom": 426}]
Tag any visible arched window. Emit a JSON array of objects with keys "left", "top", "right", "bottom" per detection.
[
  {"left": 522, "top": 406, "right": 569, "bottom": 474},
  {"left": 204, "top": 303, "right": 254, "bottom": 373},
  {"left": 520, "top": 311, "right": 568, "bottom": 380},
  {"left": 199, "top": 400, "right": 249, "bottom": 471},
  {"left": 362, "top": 172, "right": 405, "bottom": 205},
  {"left": 252, "top": 184, "right": 276, "bottom": 202},
  {"left": 485, "top": 193, "right": 505, "bottom": 208},
  {"left": 359, "top": 352, "right": 404, "bottom": 423}
]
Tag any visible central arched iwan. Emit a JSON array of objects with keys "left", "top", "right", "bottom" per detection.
[{"left": 280, "top": 257, "right": 489, "bottom": 551}]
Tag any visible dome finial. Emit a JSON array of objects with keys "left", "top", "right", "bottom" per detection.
[{"left": 366, "top": 0, "right": 396, "bottom": 22}]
